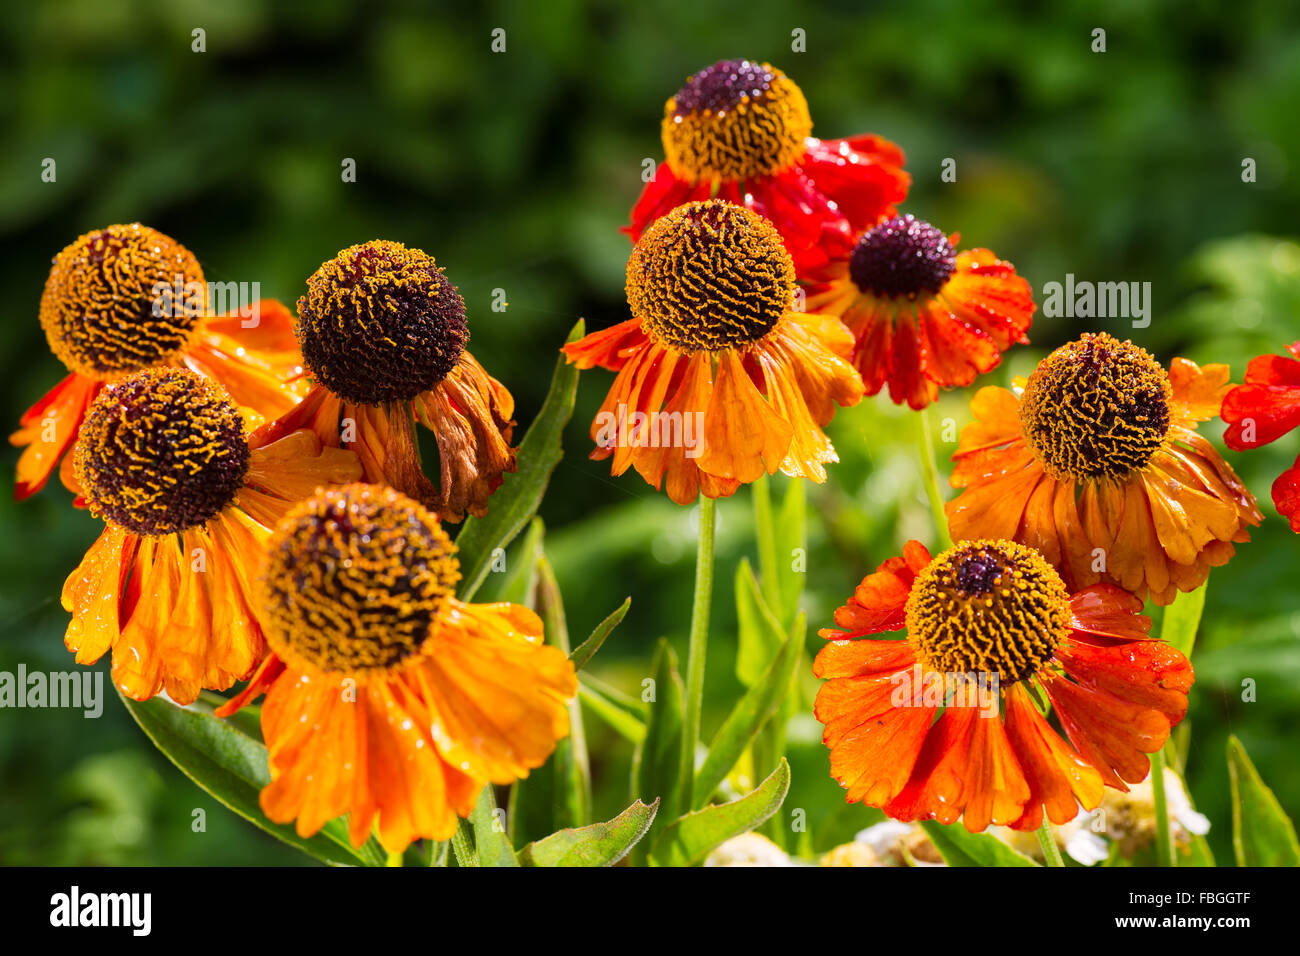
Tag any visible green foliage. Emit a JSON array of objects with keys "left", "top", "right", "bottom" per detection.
[
  {"left": 1227, "top": 735, "right": 1300, "bottom": 867},
  {"left": 117, "top": 692, "right": 385, "bottom": 867},
  {"left": 648, "top": 759, "right": 791, "bottom": 867}
]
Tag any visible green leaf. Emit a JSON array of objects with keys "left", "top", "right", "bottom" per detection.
[
  {"left": 537, "top": 555, "right": 591, "bottom": 829},
  {"left": 773, "top": 477, "right": 806, "bottom": 627},
  {"left": 648, "top": 758, "right": 791, "bottom": 867},
  {"left": 518, "top": 799, "right": 659, "bottom": 866},
  {"left": 570, "top": 597, "right": 631, "bottom": 671},
  {"left": 630, "top": 638, "right": 685, "bottom": 865},
  {"left": 735, "top": 559, "right": 785, "bottom": 687},
  {"left": 119, "top": 691, "right": 383, "bottom": 867},
  {"left": 1160, "top": 581, "right": 1207, "bottom": 657},
  {"left": 577, "top": 676, "right": 646, "bottom": 742},
  {"left": 455, "top": 320, "right": 583, "bottom": 600},
  {"left": 469, "top": 785, "right": 519, "bottom": 867},
  {"left": 920, "top": 821, "right": 1039, "bottom": 867},
  {"left": 1227, "top": 735, "right": 1300, "bottom": 866},
  {"left": 694, "top": 613, "right": 805, "bottom": 808},
  {"left": 476, "top": 517, "right": 545, "bottom": 605}
]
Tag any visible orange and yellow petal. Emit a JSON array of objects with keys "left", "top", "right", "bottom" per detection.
[{"left": 415, "top": 599, "right": 577, "bottom": 783}]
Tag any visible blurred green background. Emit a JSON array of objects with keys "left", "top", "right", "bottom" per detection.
[{"left": 2, "top": 0, "right": 1298, "bottom": 864}]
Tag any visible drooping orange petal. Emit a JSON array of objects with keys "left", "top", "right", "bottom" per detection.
[
  {"left": 815, "top": 667, "right": 936, "bottom": 806},
  {"left": 696, "top": 349, "right": 793, "bottom": 484},
  {"left": 413, "top": 350, "right": 518, "bottom": 521},
  {"left": 1004, "top": 682, "right": 1104, "bottom": 830},
  {"left": 62, "top": 523, "right": 134, "bottom": 665},
  {"left": 1045, "top": 673, "right": 1172, "bottom": 789},
  {"left": 416, "top": 599, "right": 576, "bottom": 783}
]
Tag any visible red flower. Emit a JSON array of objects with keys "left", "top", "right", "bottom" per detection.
[
  {"left": 1222, "top": 340, "right": 1300, "bottom": 531},
  {"left": 814, "top": 539, "right": 1193, "bottom": 832},
  {"left": 626, "top": 59, "right": 908, "bottom": 275},
  {"left": 804, "top": 215, "right": 1035, "bottom": 409}
]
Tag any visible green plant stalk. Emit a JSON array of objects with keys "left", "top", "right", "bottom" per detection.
[
  {"left": 1152, "top": 583, "right": 1207, "bottom": 867},
  {"left": 919, "top": 406, "right": 954, "bottom": 549},
  {"left": 451, "top": 818, "right": 478, "bottom": 867},
  {"left": 1151, "top": 747, "right": 1175, "bottom": 866},
  {"left": 752, "top": 474, "right": 781, "bottom": 617},
  {"left": 1037, "top": 819, "right": 1065, "bottom": 867},
  {"left": 680, "top": 496, "right": 717, "bottom": 810}
]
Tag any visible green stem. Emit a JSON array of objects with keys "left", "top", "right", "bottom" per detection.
[
  {"left": 385, "top": 850, "right": 404, "bottom": 867},
  {"left": 752, "top": 474, "right": 780, "bottom": 615},
  {"left": 919, "top": 406, "right": 953, "bottom": 550},
  {"left": 680, "top": 495, "right": 717, "bottom": 810},
  {"left": 450, "top": 818, "right": 478, "bottom": 868},
  {"left": 1151, "top": 747, "right": 1175, "bottom": 866},
  {"left": 1037, "top": 819, "right": 1066, "bottom": 867}
]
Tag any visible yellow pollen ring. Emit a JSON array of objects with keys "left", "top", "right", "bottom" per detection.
[
  {"left": 904, "top": 539, "right": 1071, "bottom": 685},
  {"left": 661, "top": 68, "right": 812, "bottom": 184},
  {"left": 40, "top": 223, "right": 205, "bottom": 379},
  {"left": 259, "top": 483, "right": 461, "bottom": 681},
  {"left": 75, "top": 367, "right": 249, "bottom": 537},
  {"left": 1019, "top": 332, "right": 1172, "bottom": 482},
  {"left": 626, "top": 200, "right": 795, "bottom": 354}
]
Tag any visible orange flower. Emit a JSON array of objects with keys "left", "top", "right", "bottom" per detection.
[
  {"left": 804, "top": 214, "right": 1035, "bottom": 409},
  {"left": 815, "top": 538, "right": 1193, "bottom": 832},
  {"left": 1221, "top": 340, "right": 1300, "bottom": 531},
  {"left": 564, "top": 200, "right": 864, "bottom": 505},
  {"left": 11, "top": 223, "right": 308, "bottom": 500},
  {"left": 61, "top": 367, "right": 361, "bottom": 704},
  {"left": 216, "top": 484, "right": 576, "bottom": 853},
  {"left": 253, "top": 240, "right": 516, "bottom": 522},
  {"left": 628, "top": 59, "right": 908, "bottom": 275},
  {"left": 947, "top": 333, "right": 1261, "bottom": 604}
]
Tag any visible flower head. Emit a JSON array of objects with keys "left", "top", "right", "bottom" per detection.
[
  {"left": 264, "top": 240, "right": 516, "bottom": 521},
  {"left": 564, "top": 200, "right": 864, "bottom": 504},
  {"left": 76, "top": 368, "right": 249, "bottom": 536},
  {"left": 219, "top": 484, "right": 577, "bottom": 853},
  {"left": 297, "top": 240, "right": 468, "bottom": 404},
  {"left": 815, "top": 539, "right": 1194, "bottom": 832},
  {"left": 12, "top": 224, "right": 308, "bottom": 501},
  {"left": 41, "top": 224, "right": 204, "bottom": 378},
  {"left": 805, "top": 214, "right": 1035, "bottom": 408},
  {"left": 661, "top": 59, "right": 812, "bottom": 185},
  {"left": 61, "top": 368, "right": 363, "bottom": 703},
  {"left": 947, "top": 333, "right": 1261, "bottom": 604},
  {"left": 629, "top": 60, "right": 909, "bottom": 274},
  {"left": 1221, "top": 340, "right": 1300, "bottom": 531},
  {"left": 260, "top": 484, "right": 460, "bottom": 678}
]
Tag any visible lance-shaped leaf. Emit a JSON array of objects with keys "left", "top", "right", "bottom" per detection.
[
  {"left": 119, "top": 691, "right": 384, "bottom": 867},
  {"left": 629, "top": 638, "right": 685, "bottom": 865},
  {"left": 920, "top": 821, "right": 1039, "bottom": 867},
  {"left": 1160, "top": 582, "right": 1208, "bottom": 657},
  {"left": 570, "top": 597, "right": 631, "bottom": 672},
  {"left": 773, "top": 476, "right": 806, "bottom": 628},
  {"left": 648, "top": 758, "right": 791, "bottom": 867},
  {"left": 477, "top": 516, "right": 545, "bottom": 605},
  {"left": 735, "top": 558, "right": 785, "bottom": 687},
  {"left": 694, "top": 613, "right": 804, "bottom": 808},
  {"left": 1228, "top": 735, "right": 1300, "bottom": 866},
  {"left": 455, "top": 320, "right": 583, "bottom": 600},
  {"left": 469, "top": 785, "right": 519, "bottom": 867},
  {"left": 518, "top": 799, "right": 659, "bottom": 867},
  {"left": 578, "top": 675, "right": 646, "bottom": 742},
  {"left": 537, "top": 554, "right": 591, "bottom": 829}
]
